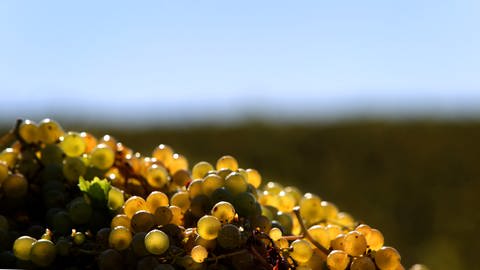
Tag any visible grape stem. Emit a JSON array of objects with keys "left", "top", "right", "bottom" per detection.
[
  {"left": 206, "top": 249, "right": 249, "bottom": 263},
  {"left": 292, "top": 206, "right": 329, "bottom": 255},
  {"left": 0, "top": 119, "right": 22, "bottom": 151}
]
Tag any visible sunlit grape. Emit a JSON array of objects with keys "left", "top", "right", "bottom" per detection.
[
  {"left": 269, "top": 227, "right": 282, "bottom": 241},
  {"left": 62, "top": 156, "right": 87, "bottom": 184},
  {"left": 375, "top": 246, "right": 401, "bottom": 270},
  {"left": 107, "top": 186, "right": 124, "bottom": 211},
  {"left": 80, "top": 132, "right": 97, "bottom": 153},
  {"left": 90, "top": 143, "right": 115, "bottom": 170},
  {"left": 187, "top": 179, "right": 204, "bottom": 199},
  {"left": 191, "top": 245, "right": 208, "bottom": 263},
  {"left": 202, "top": 174, "right": 224, "bottom": 196},
  {"left": 13, "top": 235, "right": 36, "bottom": 260},
  {"left": 60, "top": 132, "right": 87, "bottom": 157},
  {"left": 169, "top": 153, "right": 188, "bottom": 174},
  {"left": 368, "top": 229, "right": 384, "bottom": 251},
  {"left": 216, "top": 155, "right": 238, "bottom": 171},
  {"left": 123, "top": 196, "right": 147, "bottom": 219},
  {"left": 109, "top": 226, "right": 132, "bottom": 251},
  {"left": 211, "top": 201, "right": 236, "bottom": 224},
  {"left": 197, "top": 215, "right": 221, "bottom": 240},
  {"left": 18, "top": 119, "right": 38, "bottom": 144},
  {"left": 146, "top": 164, "right": 169, "bottom": 189},
  {"left": 245, "top": 168, "right": 262, "bottom": 188},
  {"left": 321, "top": 201, "right": 338, "bottom": 220},
  {"left": 265, "top": 181, "right": 283, "bottom": 195},
  {"left": 308, "top": 225, "right": 330, "bottom": 249},
  {"left": 169, "top": 205, "right": 184, "bottom": 226},
  {"left": 145, "top": 229, "right": 169, "bottom": 255},
  {"left": 172, "top": 169, "right": 191, "bottom": 187},
  {"left": 154, "top": 206, "right": 173, "bottom": 225},
  {"left": 171, "top": 191, "right": 191, "bottom": 213},
  {"left": 290, "top": 239, "right": 313, "bottom": 264},
  {"left": 326, "top": 250, "right": 350, "bottom": 270},
  {"left": 192, "top": 161, "right": 214, "bottom": 179},
  {"left": 331, "top": 234, "right": 345, "bottom": 250},
  {"left": 152, "top": 144, "right": 174, "bottom": 167},
  {"left": 225, "top": 172, "right": 248, "bottom": 195},
  {"left": 343, "top": 231, "right": 367, "bottom": 256},
  {"left": 0, "top": 148, "right": 18, "bottom": 168},
  {"left": 299, "top": 193, "right": 323, "bottom": 224},
  {"left": 277, "top": 190, "right": 296, "bottom": 212},
  {"left": 326, "top": 224, "right": 343, "bottom": 241},
  {"left": 334, "top": 212, "right": 355, "bottom": 228},
  {"left": 38, "top": 118, "right": 64, "bottom": 144}
]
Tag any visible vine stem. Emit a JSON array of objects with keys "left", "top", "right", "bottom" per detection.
[
  {"left": 292, "top": 206, "right": 330, "bottom": 255},
  {"left": 205, "top": 249, "right": 249, "bottom": 262}
]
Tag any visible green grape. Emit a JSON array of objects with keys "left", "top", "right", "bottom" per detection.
[
  {"left": 367, "top": 228, "right": 384, "bottom": 251},
  {"left": 211, "top": 201, "right": 236, "bottom": 223},
  {"left": 202, "top": 174, "right": 224, "bottom": 196},
  {"left": 351, "top": 256, "right": 376, "bottom": 270},
  {"left": 191, "top": 245, "right": 208, "bottom": 263},
  {"left": 192, "top": 161, "right": 214, "bottom": 179},
  {"left": 169, "top": 206, "right": 184, "bottom": 226},
  {"left": 245, "top": 168, "right": 262, "bottom": 188},
  {"left": 40, "top": 144, "right": 64, "bottom": 165},
  {"left": 67, "top": 197, "right": 92, "bottom": 225},
  {"left": 62, "top": 156, "right": 86, "bottom": 184},
  {"left": 13, "top": 235, "right": 36, "bottom": 260},
  {"left": 290, "top": 239, "right": 313, "bottom": 264},
  {"left": 233, "top": 192, "right": 258, "bottom": 217},
  {"left": 187, "top": 179, "right": 204, "bottom": 198},
  {"left": 216, "top": 155, "right": 238, "bottom": 171},
  {"left": 38, "top": 118, "right": 64, "bottom": 144},
  {"left": 146, "top": 164, "right": 169, "bottom": 189},
  {"left": 268, "top": 227, "right": 282, "bottom": 241},
  {"left": 132, "top": 232, "right": 149, "bottom": 257},
  {"left": 123, "top": 196, "right": 147, "bottom": 219},
  {"left": 326, "top": 250, "right": 350, "bottom": 270},
  {"left": 216, "top": 224, "right": 241, "bottom": 249},
  {"left": 225, "top": 172, "right": 248, "bottom": 195},
  {"left": 89, "top": 143, "right": 115, "bottom": 170},
  {"left": 375, "top": 246, "right": 401, "bottom": 270},
  {"left": 308, "top": 225, "right": 330, "bottom": 249},
  {"left": 146, "top": 191, "right": 169, "bottom": 213},
  {"left": 169, "top": 153, "right": 188, "bottom": 174},
  {"left": 51, "top": 210, "right": 72, "bottom": 235},
  {"left": 152, "top": 144, "right": 174, "bottom": 167},
  {"left": 264, "top": 181, "right": 283, "bottom": 195},
  {"left": 154, "top": 206, "right": 173, "bottom": 225},
  {"left": 1, "top": 173, "right": 28, "bottom": 198},
  {"left": 321, "top": 201, "right": 338, "bottom": 220},
  {"left": 55, "top": 237, "right": 72, "bottom": 256},
  {"left": 277, "top": 191, "right": 296, "bottom": 212},
  {"left": 18, "top": 119, "right": 38, "bottom": 144},
  {"left": 131, "top": 210, "right": 155, "bottom": 233},
  {"left": 95, "top": 228, "right": 111, "bottom": 250},
  {"left": 334, "top": 212, "right": 355, "bottom": 228},
  {"left": 171, "top": 191, "right": 191, "bottom": 213},
  {"left": 172, "top": 169, "right": 191, "bottom": 187},
  {"left": 197, "top": 215, "right": 221, "bottom": 240},
  {"left": 72, "top": 231, "right": 85, "bottom": 245},
  {"left": 210, "top": 187, "right": 233, "bottom": 204},
  {"left": 98, "top": 249, "right": 123, "bottom": 270},
  {"left": 109, "top": 226, "right": 132, "bottom": 251},
  {"left": 195, "top": 235, "right": 217, "bottom": 251},
  {"left": 299, "top": 193, "right": 323, "bottom": 224},
  {"left": 216, "top": 168, "right": 233, "bottom": 180},
  {"left": 0, "top": 161, "right": 8, "bottom": 185},
  {"left": 343, "top": 231, "right": 367, "bottom": 256},
  {"left": 60, "top": 132, "right": 87, "bottom": 157},
  {"left": 331, "top": 234, "right": 345, "bottom": 251},
  {"left": 0, "top": 148, "right": 18, "bottom": 169},
  {"left": 144, "top": 229, "right": 169, "bottom": 255},
  {"left": 107, "top": 186, "right": 124, "bottom": 211},
  {"left": 111, "top": 214, "right": 132, "bottom": 231}
]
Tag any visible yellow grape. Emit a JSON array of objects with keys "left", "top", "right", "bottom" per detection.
[
  {"left": 99, "top": 135, "right": 117, "bottom": 151},
  {"left": 375, "top": 246, "right": 401, "bottom": 270},
  {"left": 368, "top": 229, "right": 384, "bottom": 251},
  {"left": 321, "top": 201, "right": 338, "bottom": 220},
  {"left": 275, "top": 238, "right": 289, "bottom": 249},
  {"left": 152, "top": 144, "right": 174, "bottom": 167},
  {"left": 307, "top": 225, "right": 330, "bottom": 249},
  {"left": 197, "top": 215, "right": 221, "bottom": 240},
  {"left": 327, "top": 250, "right": 350, "bottom": 270},
  {"left": 107, "top": 186, "right": 124, "bottom": 211},
  {"left": 216, "top": 155, "right": 238, "bottom": 171},
  {"left": 0, "top": 161, "right": 8, "bottom": 184},
  {"left": 211, "top": 201, "right": 236, "bottom": 224},
  {"left": 30, "top": 239, "right": 56, "bottom": 267},
  {"left": 277, "top": 191, "right": 296, "bottom": 212},
  {"left": 89, "top": 143, "right": 115, "bottom": 170},
  {"left": 225, "top": 172, "right": 248, "bottom": 195},
  {"left": 144, "top": 229, "right": 169, "bottom": 255},
  {"left": 299, "top": 193, "right": 323, "bottom": 224},
  {"left": 0, "top": 148, "right": 18, "bottom": 168},
  {"left": 1, "top": 173, "right": 28, "bottom": 198},
  {"left": 326, "top": 224, "right": 343, "bottom": 241},
  {"left": 289, "top": 239, "right": 313, "bottom": 264},
  {"left": 80, "top": 132, "right": 97, "bottom": 153},
  {"left": 60, "top": 132, "right": 87, "bottom": 157},
  {"left": 18, "top": 119, "right": 38, "bottom": 144},
  {"left": 111, "top": 214, "right": 132, "bottom": 231},
  {"left": 172, "top": 169, "right": 191, "bottom": 187},
  {"left": 38, "top": 118, "right": 64, "bottom": 144},
  {"left": 145, "top": 164, "right": 169, "bottom": 189},
  {"left": 123, "top": 196, "right": 147, "bottom": 219},
  {"left": 169, "top": 153, "right": 188, "bottom": 174},
  {"left": 343, "top": 231, "right": 367, "bottom": 256},
  {"left": 259, "top": 190, "right": 280, "bottom": 209},
  {"left": 284, "top": 185, "right": 302, "bottom": 204},
  {"left": 265, "top": 181, "right": 283, "bottom": 195},
  {"left": 245, "top": 168, "right": 262, "bottom": 188},
  {"left": 171, "top": 191, "right": 191, "bottom": 213},
  {"left": 192, "top": 161, "right": 214, "bottom": 179},
  {"left": 109, "top": 226, "right": 132, "bottom": 251},
  {"left": 146, "top": 191, "right": 169, "bottom": 213},
  {"left": 334, "top": 212, "right": 355, "bottom": 228},
  {"left": 187, "top": 179, "right": 204, "bottom": 198},
  {"left": 169, "top": 206, "right": 184, "bottom": 225},
  {"left": 191, "top": 245, "right": 208, "bottom": 263},
  {"left": 269, "top": 227, "right": 282, "bottom": 241},
  {"left": 202, "top": 174, "right": 224, "bottom": 196},
  {"left": 13, "top": 235, "right": 36, "bottom": 260},
  {"left": 331, "top": 234, "right": 346, "bottom": 251},
  {"left": 351, "top": 256, "right": 376, "bottom": 270}
]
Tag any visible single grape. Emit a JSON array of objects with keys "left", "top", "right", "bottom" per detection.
[
  {"left": 216, "top": 155, "right": 238, "bottom": 171},
  {"left": 277, "top": 190, "right": 296, "bottom": 212},
  {"left": 251, "top": 215, "right": 272, "bottom": 233},
  {"left": 169, "top": 153, "right": 188, "bottom": 174},
  {"left": 321, "top": 201, "right": 339, "bottom": 220},
  {"left": 146, "top": 164, "right": 169, "bottom": 189},
  {"left": 187, "top": 179, "right": 204, "bottom": 198},
  {"left": 211, "top": 201, "right": 236, "bottom": 224},
  {"left": 40, "top": 144, "right": 64, "bottom": 165},
  {"left": 60, "top": 132, "right": 87, "bottom": 157},
  {"left": 299, "top": 193, "right": 323, "bottom": 225},
  {"left": 216, "top": 168, "right": 233, "bottom": 180},
  {"left": 146, "top": 191, "right": 169, "bottom": 213},
  {"left": 171, "top": 191, "right": 191, "bottom": 213},
  {"left": 343, "top": 231, "right": 367, "bottom": 256},
  {"left": 290, "top": 239, "right": 313, "bottom": 264},
  {"left": 62, "top": 156, "right": 87, "bottom": 184},
  {"left": 334, "top": 212, "right": 355, "bottom": 228},
  {"left": 202, "top": 174, "right": 224, "bottom": 196},
  {"left": 216, "top": 224, "right": 241, "bottom": 249},
  {"left": 72, "top": 231, "right": 86, "bottom": 245},
  {"left": 197, "top": 215, "right": 221, "bottom": 240},
  {"left": 152, "top": 144, "right": 174, "bottom": 167},
  {"left": 210, "top": 187, "right": 233, "bottom": 204},
  {"left": 308, "top": 225, "right": 330, "bottom": 249},
  {"left": 109, "top": 226, "right": 132, "bottom": 251},
  {"left": 350, "top": 256, "right": 376, "bottom": 270},
  {"left": 368, "top": 228, "right": 384, "bottom": 251},
  {"left": 131, "top": 210, "right": 155, "bottom": 233},
  {"left": 233, "top": 192, "right": 258, "bottom": 217},
  {"left": 80, "top": 132, "right": 97, "bottom": 153},
  {"left": 225, "top": 172, "right": 248, "bottom": 195},
  {"left": 123, "top": 196, "right": 147, "bottom": 219},
  {"left": 330, "top": 234, "right": 345, "bottom": 251},
  {"left": 38, "top": 118, "right": 64, "bottom": 144},
  {"left": 13, "top": 235, "right": 36, "bottom": 260},
  {"left": 245, "top": 168, "right": 261, "bottom": 188},
  {"left": 144, "top": 229, "right": 170, "bottom": 255},
  {"left": 275, "top": 238, "right": 289, "bottom": 249},
  {"left": 1, "top": 173, "right": 28, "bottom": 198},
  {"left": 0, "top": 148, "right": 18, "bottom": 168},
  {"left": 192, "top": 161, "right": 214, "bottom": 179},
  {"left": 275, "top": 212, "right": 293, "bottom": 235},
  {"left": 264, "top": 181, "right": 283, "bottom": 195},
  {"left": 89, "top": 143, "right": 115, "bottom": 170},
  {"left": 195, "top": 235, "right": 217, "bottom": 251},
  {"left": 107, "top": 186, "right": 124, "bottom": 211},
  {"left": 18, "top": 119, "right": 38, "bottom": 144},
  {"left": 284, "top": 186, "right": 302, "bottom": 204},
  {"left": 326, "top": 224, "right": 343, "bottom": 241},
  {"left": 269, "top": 227, "right": 282, "bottom": 241},
  {"left": 172, "top": 169, "right": 191, "bottom": 187},
  {"left": 55, "top": 237, "right": 72, "bottom": 256},
  {"left": 375, "top": 246, "right": 401, "bottom": 270},
  {"left": 154, "top": 206, "right": 173, "bottom": 225},
  {"left": 67, "top": 197, "right": 92, "bottom": 225},
  {"left": 191, "top": 245, "right": 208, "bottom": 263},
  {"left": 326, "top": 250, "right": 350, "bottom": 270},
  {"left": 132, "top": 232, "right": 149, "bottom": 257}
]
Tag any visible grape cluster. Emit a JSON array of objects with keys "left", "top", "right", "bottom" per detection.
[{"left": 0, "top": 119, "right": 421, "bottom": 270}]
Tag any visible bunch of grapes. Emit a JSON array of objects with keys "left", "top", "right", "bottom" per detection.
[{"left": 0, "top": 119, "right": 426, "bottom": 270}]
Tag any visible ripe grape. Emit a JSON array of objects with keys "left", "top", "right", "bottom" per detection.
[
  {"left": 375, "top": 246, "right": 401, "bottom": 270},
  {"left": 289, "top": 239, "right": 313, "bottom": 264},
  {"left": 18, "top": 119, "right": 38, "bottom": 144},
  {"left": 308, "top": 225, "right": 330, "bottom": 249},
  {"left": 320, "top": 201, "right": 338, "bottom": 220},
  {"left": 80, "top": 132, "right": 97, "bottom": 153},
  {"left": 299, "top": 193, "right": 323, "bottom": 224},
  {"left": 191, "top": 245, "right": 208, "bottom": 263},
  {"left": 197, "top": 215, "right": 221, "bottom": 240},
  {"left": 131, "top": 210, "right": 155, "bottom": 233},
  {"left": 343, "top": 231, "right": 367, "bottom": 256},
  {"left": 326, "top": 250, "right": 350, "bottom": 270},
  {"left": 350, "top": 256, "right": 376, "bottom": 270},
  {"left": 107, "top": 186, "right": 124, "bottom": 211},
  {"left": 109, "top": 226, "right": 132, "bottom": 251},
  {"left": 146, "top": 191, "right": 169, "bottom": 213},
  {"left": 211, "top": 201, "right": 236, "bottom": 223},
  {"left": 269, "top": 227, "right": 282, "bottom": 241},
  {"left": 368, "top": 228, "right": 384, "bottom": 251},
  {"left": 40, "top": 144, "right": 64, "bottom": 165},
  {"left": 1, "top": 173, "right": 28, "bottom": 198},
  {"left": 154, "top": 206, "right": 173, "bottom": 225},
  {"left": 172, "top": 169, "right": 191, "bottom": 187},
  {"left": 152, "top": 144, "right": 174, "bottom": 167},
  {"left": 111, "top": 214, "right": 132, "bottom": 231},
  {"left": 277, "top": 191, "right": 296, "bottom": 212},
  {"left": 233, "top": 192, "right": 258, "bottom": 217},
  {"left": 0, "top": 161, "right": 8, "bottom": 184},
  {"left": 60, "top": 132, "right": 86, "bottom": 157},
  {"left": 123, "top": 196, "right": 147, "bottom": 219},
  {"left": 144, "top": 229, "right": 170, "bottom": 255},
  {"left": 169, "top": 153, "right": 188, "bottom": 174},
  {"left": 169, "top": 206, "right": 184, "bottom": 226},
  {"left": 146, "top": 164, "right": 169, "bottom": 189},
  {"left": 192, "top": 161, "right": 214, "bottom": 179},
  {"left": 216, "top": 224, "right": 241, "bottom": 249},
  {"left": 13, "top": 235, "right": 36, "bottom": 260},
  {"left": 330, "top": 234, "right": 345, "bottom": 251},
  {"left": 245, "top": 168, "right": 261, "bottom": 188},
  {"left": 0, "top": 148, "right": 18, "bottom": 168},
  {"left": 187, "top": 179, "right": 204, "bottom": 198},
  {"left": 202, "top": 174, "right": 224, "bottom": 196},
  {"left": 38, "top": 118, "right": 64, "bottom": 144},
  {"left": 62, "top": 156, "right": 87, "bottom": 184},
  {"left": 264, "top": 181, "right": 283, "bottom": 195},
  {"left": 171, "top": 191, "right": 191, "bottom": 213},
  {"left": 216, "top": 155, "right": 238, "bottom": 171},
  {"left": 334, "top": 212, "right": 355, "bottom": 228},
  {"left": 90, "top": 143, "right": 115, "bottom": 170}
]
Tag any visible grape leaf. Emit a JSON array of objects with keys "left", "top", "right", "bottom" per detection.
[{"left": 78, "top": 176, "right": 111, "bottom": 203}]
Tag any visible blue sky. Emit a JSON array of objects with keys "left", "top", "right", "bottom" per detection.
[{"left": 0, "top": 1, "right": 479, "bottom": 125}]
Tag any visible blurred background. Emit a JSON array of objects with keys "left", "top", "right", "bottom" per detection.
[{"left": 1, "top": 1, "right": 479, "bottom": 269}]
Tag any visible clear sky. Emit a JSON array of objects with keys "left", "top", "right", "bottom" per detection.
[{"left": 1, "top": 1, "right": 479, "bottom": 125}]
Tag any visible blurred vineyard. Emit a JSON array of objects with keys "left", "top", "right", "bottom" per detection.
[{"left": 2, "top": 120, "right": 478, "bottom": 269}]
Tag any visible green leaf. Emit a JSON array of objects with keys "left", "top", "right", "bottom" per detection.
[{"left": 78, "top": 176, "right": 111, "bottom": 203}]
